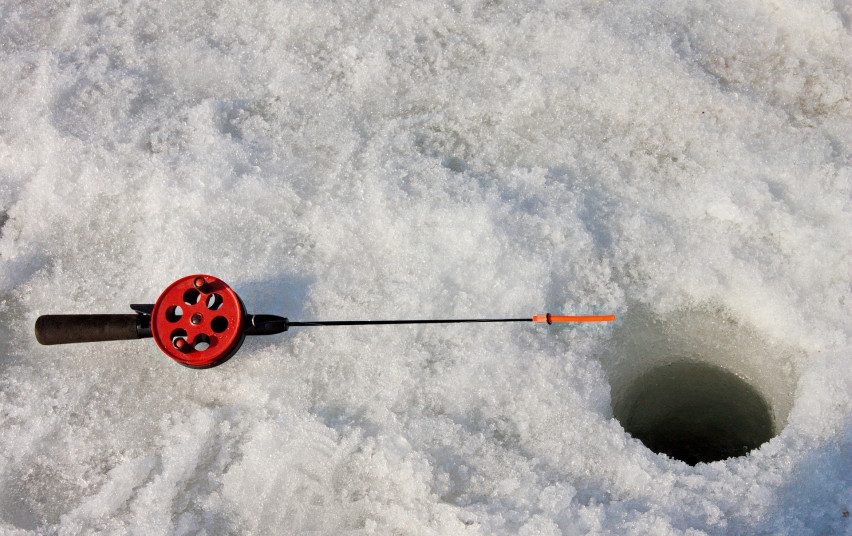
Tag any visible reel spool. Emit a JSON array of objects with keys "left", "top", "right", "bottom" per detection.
[{"left": 151, "top": 275, "right": 246, "bottom": 368}]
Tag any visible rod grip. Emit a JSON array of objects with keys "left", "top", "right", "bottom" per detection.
[{"left": 35, "top": 314, "right": 142, "bottom": 345}]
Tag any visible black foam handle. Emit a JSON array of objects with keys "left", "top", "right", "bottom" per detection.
[{"left": 35, "top": 315, "right": 142, "bottom": 345}]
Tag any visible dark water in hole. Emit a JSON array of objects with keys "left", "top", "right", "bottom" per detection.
[{"left": 614, "top": 362, "right": 774, "bottom": 465}]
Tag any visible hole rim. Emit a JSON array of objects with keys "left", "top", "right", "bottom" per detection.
[{"left": 599, "top": 304, "right": 800, "bottom": 466}]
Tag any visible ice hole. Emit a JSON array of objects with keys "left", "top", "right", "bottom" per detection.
[
  {"left": 613, "top": 361, "right": 774, "bottom": 464},
  {"left": 602, "top": 305, "right": 799, "bottom": 465}
]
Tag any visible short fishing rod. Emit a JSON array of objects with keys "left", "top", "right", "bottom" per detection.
[{"left": 35, "top": 274, "right": 615, "bottom": 368}]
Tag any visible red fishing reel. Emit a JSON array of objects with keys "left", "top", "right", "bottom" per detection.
[
  {"left": 150, "top": 275, "right": 246, "bottom": 368},
  {"left": 34, "top": 273, "right": 274, "bottom": 369},
  {"left": 34, "top": 274, "right": 615, "bottom": 368}
]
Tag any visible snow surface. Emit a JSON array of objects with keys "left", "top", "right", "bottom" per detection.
[{"left": 1, "top": 0, "right": 850, "bottom": 534}]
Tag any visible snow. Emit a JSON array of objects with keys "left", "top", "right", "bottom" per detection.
[{"left": 0, "top": 0, "right": 850, "bottom": 534}]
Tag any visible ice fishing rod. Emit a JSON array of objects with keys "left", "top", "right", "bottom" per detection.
[{"left": 34, "top": 274, "right": 615, "bottom": 369}]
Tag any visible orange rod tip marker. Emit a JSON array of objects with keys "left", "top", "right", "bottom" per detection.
[{"left": 532, "top": 313, "right": 616, "bottom": 324}]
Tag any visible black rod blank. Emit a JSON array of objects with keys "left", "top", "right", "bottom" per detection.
[{"left": 287, "top": 318, "right": 530, "bottom": 327}]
